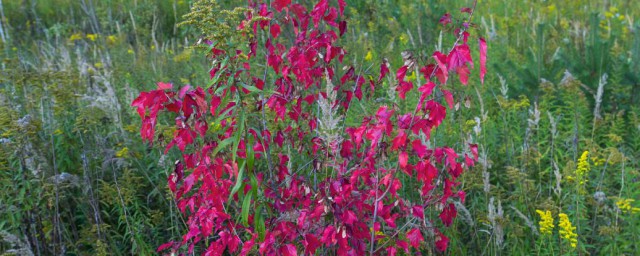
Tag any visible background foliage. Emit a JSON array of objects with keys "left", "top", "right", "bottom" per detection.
[{"left": 0, "top": 0, "right": 638, "bottom": 255}]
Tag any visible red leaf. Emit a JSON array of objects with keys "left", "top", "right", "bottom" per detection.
[
  {"left": 439, "top": 203, "right": 457, "bottom": 227},
  {"left": 272, "top": 0, "right": 291, "bottom": 12},
  {"left": 425, "top": 100, "right": 447, "bottom": 126},
  {"left": 433, "top": 52, "right": 449, "bottom": 84},
  {"left": 339, "top": 20, "right": 347, "bottom": 37},
  {"left": 379, "top": 62, "right": 390, "bottom": 82},
  {"left": 157, "top": 82, "right": 173, "bottom": 90},
  {"left": 470, "top": 143, "right": 478, "bottom": 160},
  {"left": 157, "top": 242, "right": 174, "bottom": 252},
  {"left": 338, "top": 0, "right": 346, "bottom": 16},
  {"left": 341, "top": 67, "right": 355, "bottom": 84},
  {"left": 439, "top": 13, "right": 452, "bottom": 26},
  {"left": 343, "top": 210, "right": 357, "bottom": 225},
  {"left": 441, "top": 89, "right": 454, "bottom": 109},
  {"left": 396, "top": 65, "right": 408, "bottom": 81},
  {"left": 456, "top": 66, "right": 470, "bottom": 85},
  {"left": 397, "top": 81, "right": 413, "bottom": 99},
  {"left": 386, "top": 246, "right": 397, "bottom": 256},
  {"left": 354, "top": 82, "right": 363, "bottom": 100},
  {"left": 479, "top": 38, "right": 487, "bottom": 84},
  {"left": 311, "top": 0, "right": 328, "bottom": 28},
  {"left": 270, "top": 23, "right": 281, "bottom": 38},
  {"left": 411, "top": 140, "right": 428, "bottom": 158},
  {"left": 406, "top": 228, "right": 424, "bottom": 248},
  {"left": 435, "top": 232, "right": 450, "bottom": 252},
  {"left": 448, "top": 44, "right": 473, "bottom": 70},
  {"left": 303, "top": 234, "right": 321, "bottom": 255},
  {"left": 412, "top": 205, "right": 424, "bottom": 219},
  {"left": 399, "top": 151, "right": 408, "bottom": 169},
  {"left": 322, "top": 226, "right": 337, "bottom": 245},
  {"left": 340, "top": 139, "right": 353, "bottom": 158},
  {"left": 281, "top": 244, "right": 297, "bottom": 256},
  {"left": 418, "top": 81, "right": 436, "bottom": 97},
  {"left": 323, "top": 7, "right": 338, "bottom": 27},
  {"left": 391, "top": 130, "right": 407, "bottom": 150},
  {"left": 240, "top": 234, "right": 257, "bottom": 256}
]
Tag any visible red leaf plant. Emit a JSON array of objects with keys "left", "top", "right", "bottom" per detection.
[{"left": 133, "top": 0, "right": 485, "bottom": 255}]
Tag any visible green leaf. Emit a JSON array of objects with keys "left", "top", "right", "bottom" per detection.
[
  {"left": 212, "top": 137, "right": 234, "bottom": 156},
  {"left": 232, "top": 111, "right": 245, "bottom": 162},
  {"left": 254, "top": 205, "right": 266, "bottom": 241},
  {"left": 240, "top": 82, "right": 262, "bottom": 93},
  {"left": 241, "top": 191, "right": 252, "bottom": 226},
  {"left": 228, "top": 161, "right": 246, "bottom": 202}
]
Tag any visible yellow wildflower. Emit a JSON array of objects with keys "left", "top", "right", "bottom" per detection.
[
  {"left": 86, "top": 34, "right": 98, "bottom": 41},
  {"left": 365, "top": 51, "right": 373, "bottom": 61},
  {"left": 536, "top": 210, "right": 554, "bottom": 235},
  {"left": 107, "top": 35, "right": 118, "bottom": 44},
  {"left": 53, "top": 129, "right": 63, "bottom": 135},
  {"left": 576, "top": 151, "right": 589, "bottom": 185},
  {"left": 95, "top": 62, "right": 103, "bottom": 69},
  {"left": 616, "top": 198, "right": 640, "bottom": 213},
  {"left": 69, "top": 33, "right": 83, "bottom": 42},
  {"left": 547, "top": 4, "right": 556, "bottom": 13},
  {"left": 399, "top": 34, "right": 409, "bottom": 45},
  {"left": 406, "top": 71, "right": 416, "bottom": 81},
  {"left": 115, "top": 147, "right": 129, "bottom": 158},
  {"left": 127, "top": 49, "right": 134, "bottom": 54},
  {"left": 558, "top": 213, "right": 578, "bottom": 248}
]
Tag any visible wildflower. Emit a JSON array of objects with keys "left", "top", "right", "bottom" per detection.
[
  {"left": 576, "top": 151, "right": 589, "bottom": 185},
  {"left": 365, "top": 51, "right": 373, "bottom": 61},
  {"left": 405, "top": 71, "right": 416, "bottom": 81},
  {"left": 558, "top": 213, "right": 578, "bottom": 248},
  {"left": 616, "top": 198, "right": 640, "bottom": 214},
  {"left": 547, "top": 4, "right": 556, "bottom": 12},
  {"left": 536, "top": 210, "right": 554, "bottom": 235},
  {"left": 116, "top": 147, "right": 129, "bottom": 158},
  {"left": 399, "top": 34, "right": 409, "bottom": 45},
  {"left": 107, "top": 35, "right": 118, "bottom": 44},
  {"left": 95, "top": 62, "right": 103, "bottom": 69},
  {"left": 69, "top": 33, "right": 83, "bottom": 42},
  {"left": 86, "top": 34, "right": 98, "bottom": 41},
  {"left": 127, "top": 49, "right": 134, "bottom": 54},
  {"left": 53, "top": 129, "right": 63, "bottom": 135}
]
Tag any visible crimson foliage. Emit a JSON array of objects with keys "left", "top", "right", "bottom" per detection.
[{"left": 133, "top": 1, "right": 486, "bottom": 255}]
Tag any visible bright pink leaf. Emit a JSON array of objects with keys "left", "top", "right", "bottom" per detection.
[
  {"left": 439, "top": 203, "right": 457, "bottom": 227},
  {"left": 270, "top": 23, "right": 281, "bottom": 38},
  {"left": 479, "top": 38, "right": 487, "bottom": 84},
  {"left": 406, "top": 228, "right": 424, "bottom": 248},
  {"left": 272, "top": 0, "right": 291, "bottom": 12},
  {"left": 157, "top": 82, "right": 173, "bottom": 90},
  {"left": 281, "top": 244, "right": 297, "bottom": 256},
  {"left": 399, "top": 151, "right": 408, "bottom": 169},
  {"left": 439, "top": 13, "right": 452, "bottom": 25}
]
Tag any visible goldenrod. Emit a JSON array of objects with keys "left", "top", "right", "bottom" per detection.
[
  {"left": 616, "top": 198, "right": 640, "bottom": 214},
  {"left": 558, "top": 213, "right": 578, "bottom": 248},
  {"left": 365, "top": 51, "right": 373, "bottom": 61},
  {"left": 576, "top": 151, "right": 589, "bottom": 185},
  {"left": 86, "top": 34, "right": 98, "bottom": 41},
  {"left": 116, "top": 147, "right": 129, "bottom": 158},
  {"left": 536, "top": 210, "right": 554, "bottom": 235}
]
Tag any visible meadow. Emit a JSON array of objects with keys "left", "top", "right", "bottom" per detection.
[{"left": 0, "top": 0, "right": 638, "bottom": 255}]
